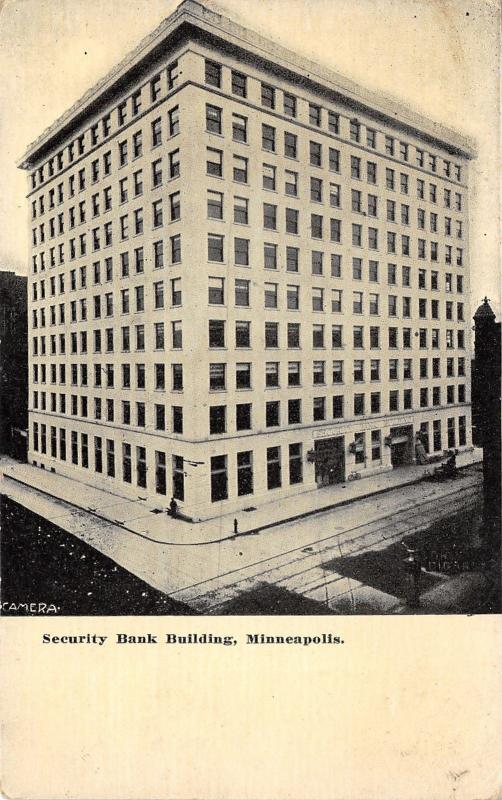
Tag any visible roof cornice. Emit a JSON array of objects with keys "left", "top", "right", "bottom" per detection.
[{"left": 18, "top": 0, "right": 476, "bottom": 169}]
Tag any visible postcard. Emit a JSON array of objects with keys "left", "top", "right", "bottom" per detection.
[{"left": 0, "top": 0, "right": 500, "bottom": 797}]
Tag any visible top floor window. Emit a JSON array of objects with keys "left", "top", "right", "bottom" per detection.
[
  {"left": 132, "top": 90, "right": 142, "bottom": 116},
  {"left": 261, "top": 83, "right": 275, "bottom": 108},
  {"left": 205, "top": 60, "right": 221, "bottom": 88},
  {"left": 309, "top": 103, "right": 321, "bottom": 127},
  {"left": 328, "top": 111, "right": 340, "bottom": 133},
  {"left": 167, "top": 61, "right": 178, "bottom": 90},
  {"left": 231, "top": 70, "right": 247, "bottom": 97},
  {"left": 284, "top": 93, "right": 296, "bottom": 117}
]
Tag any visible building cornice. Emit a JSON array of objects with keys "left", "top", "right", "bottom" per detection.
[{"left": 18, "top": 0, "right": 476, "bottom": 169}]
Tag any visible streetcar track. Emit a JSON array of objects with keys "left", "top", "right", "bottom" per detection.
[
  {"left": 177, "top": 487, "right": 479, "bottom": 606},
  {"left": 203, "top": 497, "right": 480, "bottom": 613},
  {"left": 174, "top": 483, "right": 480, "bottom": 610}
]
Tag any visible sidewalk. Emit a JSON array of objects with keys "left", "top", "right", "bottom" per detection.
[{"left": 0, "top": 448, "right": 482, "bottom": 547}]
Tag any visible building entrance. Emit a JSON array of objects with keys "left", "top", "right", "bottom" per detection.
[
  {"left": 389, "top": 425, "right": 414, "bottom": 467},
  {"left": 314, "top": 436, "right": 345, "bottom": 486}
]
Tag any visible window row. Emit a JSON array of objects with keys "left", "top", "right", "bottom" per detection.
[
  {"left": 203, "top": 61, "right": 464, "bottom": 182},
  {"left": 30, "top": 64, "right": 180, "bottom": 190}
]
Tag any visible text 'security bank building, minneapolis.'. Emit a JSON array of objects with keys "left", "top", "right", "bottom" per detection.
[{"left": 19, "top": 0, "right": 475, "bottom": 521}]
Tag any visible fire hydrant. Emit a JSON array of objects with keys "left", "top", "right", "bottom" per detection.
[{"left": 402, "top": 546, "right": 422, "bottom": 608}]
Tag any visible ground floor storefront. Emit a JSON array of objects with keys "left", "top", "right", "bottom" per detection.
[{"left": 27, "top": 406, "right": 472, "bottom": 521}]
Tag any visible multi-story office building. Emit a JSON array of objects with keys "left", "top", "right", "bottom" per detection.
[{"left": 19, "top": 0, "right": 475, "bottom": 520}]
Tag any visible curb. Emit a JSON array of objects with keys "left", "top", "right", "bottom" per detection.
[{"left": 2, "top": 463, "right": 478, "bottom": 547}]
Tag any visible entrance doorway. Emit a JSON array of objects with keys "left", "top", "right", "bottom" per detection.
[
  {"left": 315, "top": 437, "right": 345, "bottom": 486},
  {"left": 389, "top": 425, "right": 414, "bottom": 467}
]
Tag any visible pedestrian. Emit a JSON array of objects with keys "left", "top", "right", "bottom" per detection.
[{"left": 169, "top": 497, "right": 178, "bottom": 518}]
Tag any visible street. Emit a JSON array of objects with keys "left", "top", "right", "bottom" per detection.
[{"left": 2, "top": 462, "right": 494, "bottom": 615}]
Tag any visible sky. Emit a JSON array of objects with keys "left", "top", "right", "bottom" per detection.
[{"left": 0, "top": 0, "right": 500, "bottom": 317}]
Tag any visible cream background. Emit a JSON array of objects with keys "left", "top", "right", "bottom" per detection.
[
  {"left": 1, "top": 617, "right": 502, "bottom": 799},
  {"left": 1, "top": 0, "right": 501, "bottom": 797}
]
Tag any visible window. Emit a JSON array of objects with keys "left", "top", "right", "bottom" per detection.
[
  {"left": 287, "top": 323, "right": 300, "bottom": 348},
  {"left": 233, "top": 196, "right": 248, "bottom": 225},
  {"left": 287, "top": 285, "right": 300, "bottom": 310},
  {"left": 284, "top": 131, "right": 297, "bottom": 159},
  {"left": 370, "top": 392, "right": 381, "bottom": 414},
  {"left": 332, "top": 360, "right": 343, "bottom": 383},
  {"left": 211, "top": 455, "right": 228, "bottom": 502},
  {"left": 266, "top": 401, "right": 280, "bottom": 427},
  {"left": 231, "top": 70, "right": 247, "bottom": 97},
  {"left": 265, "top": 322, "right": 279, "bottom": 348},
  {"left": 286, "top": 246, "right": 299, "bottom": 272},
  {"left": 205, "top": 59, "right": 221, "bottom": 87},
  {"left": 172, "top": 364, "right": 183, "bottom": 391},
  {"left": 332, "top": 324, "right": 343, "bottom": 348},
  {"left": 279, "top": 209, "right": 297, "bottom": 239},
  {"left": 351, "top": 156, "right": 361, "bottom": 179},
  {"left": 209, "top": 276, "right": 224, "bottom": 304},
  {"left": 288, "top": 399, "right": 302, "bottom": 424},
  {"left": 208, "top": 234, "right": 224, "bottom": 262},
  {"left": 236, "top": 403, "right": 252, "bottom": 431},
  {"left": 165, "top": 151, "right": 179, "bottom": 181},
  {"left": 331, "top": 289, "right": 342, "bottom": 313},
  {"left": 369, "top": 293, "right": 379, "bottom": 315},
  {"left": 233, "top": 155, "right": 248, "bottom": 183},
  {"left": 312, "top": 251, "right": 323, "bottom": 276},
  {"left": 264, "top": 282, "right": 278, "bottom": 308},
  {"left": 232, "top": 114, "right": 247, "bottom": 143},
  {"left": 369, "top": 228, "right": 378, "bottom": 249},
  {"left": 311, "top": 214, "right": 323, "bottom": 239},
  {"left": 288, "top": 362, "right": 301, "bottom": 387},
  {"left": 368, "top": 195, "right": 378, "bottom": 217},
  {"left": 353, "top": 359, "right": 364, "bottom": 382},
  {"left": 235, "top": 279, "right": 250, "bottom": 307},
  {"left": 310, "top": 141, "right": 322, "bottom": 167},
  {"left": 262, "top": 163, "right": 276, "bottom": 191},
  {"left": 209, "top": 320, "right": 225, "bottom": 349},
  {"left": 307, "top": 99, "right": 321, "bottom": 125},
  {"left": 262, "top": 124, "right": 275, "bottom": 152},
  {"left": 171, "top": 278, "right": 181, "bottom": 307},
  {"left": 288, "top": 444, "right": 303, "bottom": 485},
  {"left": 152, "top": 159, "right": 162, "bottom": 188},
  {"left": 386, "top": 169, "right": 395, "bottom": 190},
  {"left": 350, "top": 119, "right": 360, "bottom": 142},
  {"left": 261, "top": 83, "right": 275, "bottom": 108},
  {"left": 263, "top": 203, "right": 277, "bottom": 230},
  {"left": 329, "top": 183, "right": 341, "bottom": 208},
  {"left": 210, "top": 406, "right": 226, "bottom": 435},
  {"left": 333, "top": 396, "right": 344, "bottom": 419},
  {"left": 354, "top": 393, "right": 365, "bottom": 416},
  {"left": 206, "top": 104, "right": 222, "bottom": 134},
  {"left": 328, "top": 111, "right": 340, "bottom": 133},
  {"left": 352, "top": 224, "right": 362, "bottom": 247},
  {"left": 331, "top": 254, "right": 342, "bottom": 277},
  {"left": 311, "top": 177, "right": 323, "bottom": 202},
  {"left": 267, "top": 446, "right": 282, "bottom": 490},
  {"left": 370, "top": 359, "right": 380, "bottom": 381},
  {"left": 371, "top": 431, "right": 381, "bottom": 461},
  {"left": 236, "top": 362, "right": 251, "bottom": 390},
  {"left": 312, "top": 287, "right": 324, "bottom": 311},
  {"left": 285, "top": 170, "right": 298, "bottom": 197},
  {"left": 313, "top": 361, "right": 325, "bottom": 384},
  {"left": 385, "top": 135, "right": 394, "bottom": 156},
  {"left": 284, "top": 93, "right": 296, "bottom": 117},
  {"left": 206, "top": 147, "right": 223, "bottom": 178}
]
